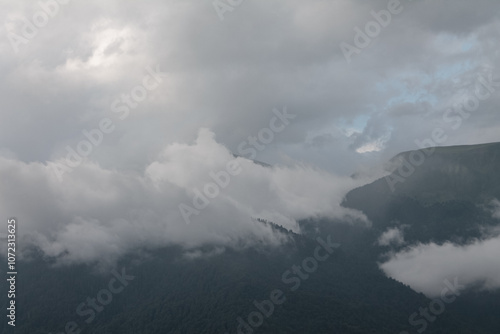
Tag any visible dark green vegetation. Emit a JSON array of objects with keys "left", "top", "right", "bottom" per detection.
[{"left": 2, "top": 142, "right": 500, "bottom": 333}]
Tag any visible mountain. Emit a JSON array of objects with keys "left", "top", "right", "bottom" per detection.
[
  {"left": 343, "top": 142, "right": 500, "bottom": 244},
  {"left": 2, "top": 143, "right": 500, "bottom": 333},
  {"left": 340, "top": 142, "right": 500, "bottom": 333}
]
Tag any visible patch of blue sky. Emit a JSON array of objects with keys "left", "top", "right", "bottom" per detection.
[
  {"left": 375, "top": 77, "right": 434, "bottom": 107},
  {"left": 434, "top": 32, "right": 478, "bottom": 55},
  {"left": 433, "top": 60, "right": 476, "bottom": 81},
  {"left": 461, "top": 40, "right": 475, "bottom": 52},
  {"left": 339, "top": 114, "right": 370, "bottom": 135},
  {"left": 375, "top": 59, "right": 476, "bottom": 108}
]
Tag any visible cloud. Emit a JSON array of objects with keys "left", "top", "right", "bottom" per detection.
[
  {"left": 379, "top": 236, "right": 500, "bottom": 297},
  {"left": 491, "top": 198, "right": 500, "bottom": 219},
  {"left": 1, "top": 0, "right": 500, "bottom": 270},
  {"left": 0, "top": 128, "right": 366, "bottom": 266},
  {"left": 377, "top": 226, "right": 405, "bottom": 246},
  {"left": 0, "top": 0, "right": 499, "bottom": 178},
  {"left": 183, "top": 247, "right": 226, "bottom": 261}
]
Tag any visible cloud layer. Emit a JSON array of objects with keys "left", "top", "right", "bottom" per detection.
[
  {"left": 377, "top": 226, "right": 405, "bottom": 246},
  {"left": 1, "top": 129, "right": 366, "bottom": 265},
  {"left": 1, "top": 0, "right": 500, "bottom": 176},
  {"left": 380, "top": 201, "right": 500, "bottom": 297},
  {"left": 1, "top": 0, "right": 500, "bottom": 280},
  {"left": 380, "top": 236, "right": 500, "bottom": 297}
]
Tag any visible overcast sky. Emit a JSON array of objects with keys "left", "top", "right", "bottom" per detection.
[
  {"left": 1, "top": 0, "right": 500, "bottom": 174},
  {"left": 1, "top": 0, "right": 500, "bottom": 290}
]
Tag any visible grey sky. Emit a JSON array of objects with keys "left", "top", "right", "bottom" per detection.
[{"left": 1, "top": 0, "right": 499, "bottom": 174}]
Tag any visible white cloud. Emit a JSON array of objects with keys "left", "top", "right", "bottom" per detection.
[
  {"left": 355, "top": 140, "right": 386, "bottom": 154},
  {"left": 491, "top": 198, "right": 500, "bottom": 219},
  {"left": 183, "top": 247, "right": 226, "bottom": 260},
  {"left": 379, "top": 236, "right": 500, "bottom": 297},
  {"left": 377, "top": 227, "right": 405, "bottom": 246},
  {"left": 0, "top": 128, "right": 367, "bottom": 266}
]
